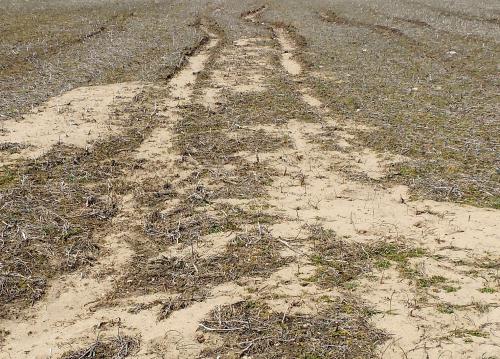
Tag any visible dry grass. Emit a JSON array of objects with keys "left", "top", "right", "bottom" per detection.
[
  {"left": 117, "top": 225, "right": 289, "bottom": 297},
  {"left": 204, "top": 161, "right": 277, "bottom": 200},
  {"left": 199, "top": 299, "right": 387, "bottom": 358},
  {"left": 261, "top": 0, "right": 499, "bottom": 208},
  {"left": 306, "top": 124, "right": 349, "bottom": 153},
  {"left": 305, "top": 225, "right": 426, "bottom": 288},
  {"left": 0, "top": 0, "right": 206, "bottom": 119},
  {"left": 175, "top": 102, "right": 295, "bottom": 166},
  {"left": 0, "top": 145, "right": 115, "bottom": 315},
  {"left": 0, "top": 80, "right": 164, "bottom": 316},
  {"left": 157, "top": 294, "right": 194, "bottom": 321},
  {"left": 143, "top": 201, "right": 273, "bottom": 246},
  {"left": 60, "top": 334, "right": 139, "bottom": 359},
  {"left": 0, "top": 142, "right": 30, "bottom": 154},
  {"left": 1, "top": 1, "right": 498, "bottom": 356},
  {"left": 132, "top": 176, "right": 177, "bottom": 207}
]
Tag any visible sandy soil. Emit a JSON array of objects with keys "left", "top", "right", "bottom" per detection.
[
  {"left": 0, "top": 82, "right": 144, "bottom": 164},
  {"left": 0, "top": 4, "right": 498, "bottom": 359}
]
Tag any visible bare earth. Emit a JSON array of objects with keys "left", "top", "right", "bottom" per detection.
[{"left": 0, "top": 1, "right": 499, "bottom": 358}]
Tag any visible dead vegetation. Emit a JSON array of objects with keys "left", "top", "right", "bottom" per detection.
[
  {"left": 0, "top": 145, "right": 114, "bottom": 315},
  {"left": 0, "top": 142, "right": 30, "bottom": 154},
  {"left": 305, "top": 225, "right": 426, "bottom": 289},
  {"left": 175, "top": 89, "right": 311, "bottom": 163},
  {"left": 117, "top": 225, "right": 290, "bottom": 298},
  {"left": 1, "top": 0, "right": 499, "bottom": 357},
  {"left": 0, "top": 0, "right": 206, "bottom": 119},
  {"left": 157, "top": 294, "right": 194, "bottom": 321},
  {"left": 206, "top": 161, "right": 277, "bottom": 200},
  {"left": 144, "top": 202, "right": 277, "bottom": 246},
  {"left": 262, "top": 0, "right": 499, "bottom": 208},
  {"left": 60, "top": 334, "right": 139, "bottom": 359},
  {"left": 0, "top": 79, "right": 164, "bottom": 316},
  {"left": 199, "top": 299, "right": 387, "bottom": 358},
  {"left": 306, "top": 125, "right": 349, "bottom": 153},
  {"left": 319, "top": 9, "right": 407, "bottom": 39}
]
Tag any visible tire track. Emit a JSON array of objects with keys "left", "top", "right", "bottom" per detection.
[{"left": 0, "top": 27, "right": 222, "bottom": 359}]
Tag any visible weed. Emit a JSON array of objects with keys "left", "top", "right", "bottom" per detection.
[
  {"left": 307, "top": 224, "right": 426, "bottom": 288},
  {"left": 452, "top": 328, "right": 489, "bottom": 339},
  {"left": 443, "top": 285, "right": 460, "bottom": 293},
  {"left": 416, "top": 275, "right": 447, "bottom": 288},
  {"left": 479, "top": 287, "right": 496, "bottom": 294},
  {"left": 437, "top": 303, "right": 455, "bottom": 314}
]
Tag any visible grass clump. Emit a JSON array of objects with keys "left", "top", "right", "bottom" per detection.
[
  {"left": 176, "top": 102, "right": 295, "bottom": 166},
  {"left": 416, "top": 275, "right": 447, "bottom": 288},
  {"left": 306, "top": 225, "right": 426, "bottom": 288},
  {"left": 118, "top": 226, "right": 289, "bottom": 297},
  {"left": 452, "top": 328, "right": 489, "bottom": 339},
  {"left": 437, "top": 303, "right": 455, "bottom": 314},
  {"left": 60, "top": 335, "right": 139, "bottom": 359},
  {"left": 479, "top": 287, "right": 496, "bottom": 294},
  {"left": 443, "top": 285, "right": 460, "bottom": 293},
  {"left": 199, "top": 299, "right": 387, "bottom": 358},
  {"left": 144, "top": 201, "right": 276, "bottom": 246}
]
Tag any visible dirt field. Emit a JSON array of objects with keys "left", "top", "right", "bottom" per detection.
[{"left": 0, "top": 0, "right": 499, "bottom": 358}]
